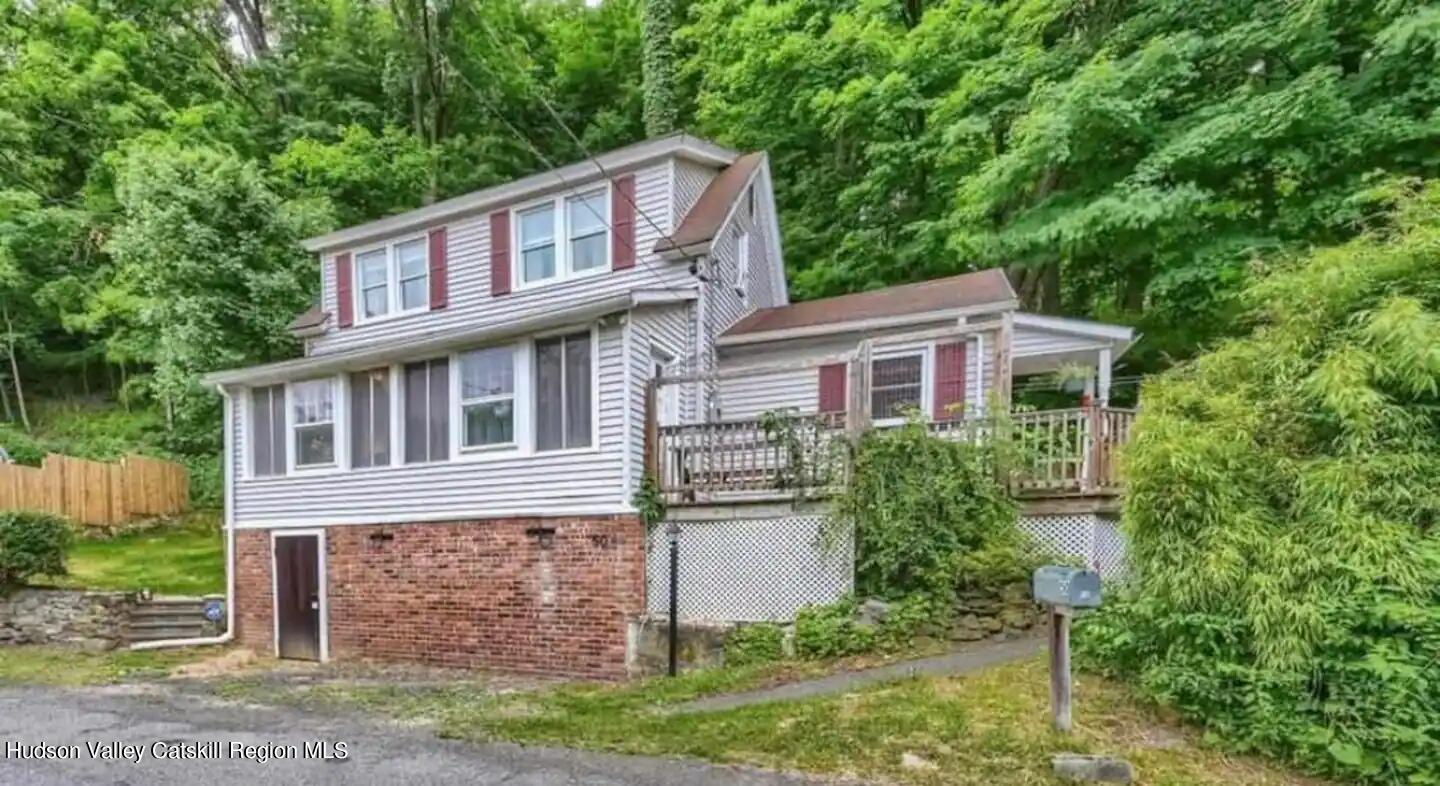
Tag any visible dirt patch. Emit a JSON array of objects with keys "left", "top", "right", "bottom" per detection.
[{"left": 170, "top": 648, "right": 261, "bottom": 679}]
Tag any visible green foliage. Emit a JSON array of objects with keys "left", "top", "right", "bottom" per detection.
[
  {"left": 0, "top": 511, "right": 71, "bottom": 589},
  {"left": 793, "top": 598, "right": 876, "bottom": 659},
  {"left": 685, "top": 0, "right": 1440, "bottom": 368},
  {"left": 831, "top": 418, "right": 1019, "bottom": 598},
  {"left": 632, "top": 473, "right": 667, "bottom": 531},
  {"left": 0, "top": 402, "right": 222, "bottom": 507},
  {"left": 723, "top": 622, "right": 785, "bottom": 667},
  {"left": 1075, "top": 183, "right": 1440, "bottom": 784}
]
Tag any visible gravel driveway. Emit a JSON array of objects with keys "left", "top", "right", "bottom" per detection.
[{"left": 0, "top": 685, "right": 833, "bottom": 785}]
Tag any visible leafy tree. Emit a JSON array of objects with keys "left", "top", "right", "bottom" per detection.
[
  {"left": 1076, "top": 181, "right": 1440, "bottom": 784},
  {"left": 102, "top": 139, "right": 330, "bottom": 449}
]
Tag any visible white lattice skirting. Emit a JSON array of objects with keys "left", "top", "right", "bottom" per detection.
[
  {"left": 1018, "top": 513, "right": 1128, "bottom": 580},
  {"left": 647, "top": 515, "right": 854, "bottom": 622}
]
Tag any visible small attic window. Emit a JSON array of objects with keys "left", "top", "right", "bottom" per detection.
[{"left": 747, "top": 185, "right": 756, "bottom": 218}]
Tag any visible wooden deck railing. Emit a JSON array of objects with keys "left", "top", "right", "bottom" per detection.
[
  {"left": 654, "top": 407, "right": 1135, "bottom": 504},
  {"left": 654, "top": 413, "right": 849, "bottom": 503}
]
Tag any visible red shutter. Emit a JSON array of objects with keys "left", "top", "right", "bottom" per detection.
[
  {"left": 489, "top": 210, "right": 511, "bottom": 296},
  {"left": 612, "top": 174, "right": 636, "bottom": 270},
  {"left": 933, "top": 341, "right": 968, "bottom": 420},
  {"left": 428, "top": 226, "right": 448, "bottom": 310},
  {"left": 818, "top": 363, "right": 847, "bottom": 414},
  {"left": 334, "top": 252, "right": 353, "bottom": 328}
]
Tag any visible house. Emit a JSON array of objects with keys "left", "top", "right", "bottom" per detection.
[{"left": 201, "top": 133, "right": 1135, "bottom": 679}]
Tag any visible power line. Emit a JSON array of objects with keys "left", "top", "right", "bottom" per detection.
[
  {"left": 467, "top": 16, "right": 702, "bottom": 274},
  {"left": 439, "top": 51, "right": 696, "bottom": 297}
]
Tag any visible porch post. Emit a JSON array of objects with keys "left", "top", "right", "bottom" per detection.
[{"left": 1097, "top": 347, "right": 1112, "bottom": 408}]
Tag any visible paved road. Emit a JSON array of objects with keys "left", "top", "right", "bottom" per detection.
[{"left": 0, "top": 685, "right": 833, "bottom": 785}]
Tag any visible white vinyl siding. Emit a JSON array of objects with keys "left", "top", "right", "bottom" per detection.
[
  {"left": 312, "top": 162, "right": 681, "bottom": 357},
  {"left": 231, "top": 323, "right": 628, "bottom": 526}
]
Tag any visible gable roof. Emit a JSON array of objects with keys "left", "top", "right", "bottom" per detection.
[
  {"left": 300, "top": 134, "right": 740, "bottom": 255},
  {"left": 654, "top": 152, "right": 764, "bottom": 258},
  {"left": 719, "top": 268, "right": 1017, "bottom": 345}
]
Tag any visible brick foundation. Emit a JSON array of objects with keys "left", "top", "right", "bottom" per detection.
[{"left": 233, "top": 515, "right": 646, "bottom": 679}]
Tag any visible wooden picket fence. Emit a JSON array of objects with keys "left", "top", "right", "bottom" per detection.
[{"left": 0, "top": 453, "right": 189, "bottom": 529}]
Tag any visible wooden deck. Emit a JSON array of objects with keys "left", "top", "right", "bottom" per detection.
[{"left": 651, "top": 407, "right": 1135, "bottom": 506}]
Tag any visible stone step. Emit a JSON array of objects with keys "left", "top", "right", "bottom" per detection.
[
  {"left": 131, "top": 605, "right": 207, "bottom": 618},
  {"left": 126, "top": 624, "right": 208, "bottom": 642}
]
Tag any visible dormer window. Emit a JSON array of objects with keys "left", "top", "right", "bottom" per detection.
[
  {"left": 353, "top": 237, "right": 429, "bottom": 322},
  {"left": 515, "top": 187, "right": 610, "bottom": 288}
]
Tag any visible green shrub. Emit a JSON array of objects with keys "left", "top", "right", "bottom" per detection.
[
  {"left": 873, "top": 594, "right": 943, "bottom": 650},
  {"left": 0, "top": 511, "right": 72, "bottom": 588},
  {"left": 830, "top": 417, "right": 1020, "bottom": 598},
  {"left": 794, "top": 599, "right": 875, "bottom": 659},
  {"left": 724, "top": 623, "right": 785, "bottom": 667},
  {"left": 1075, "top": 183, "right": 1440, "bottom": 784}
]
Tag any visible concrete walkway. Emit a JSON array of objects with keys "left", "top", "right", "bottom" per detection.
[{"left": 674, "top": 635, "right": 1044, "bottom": 715}]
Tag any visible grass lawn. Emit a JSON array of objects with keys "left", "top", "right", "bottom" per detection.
[
  {"left": 216, "top": 657, "right": 1327, "bottom": 786},
  {"left": 41, "top": 510, "right": 224, "bottom": 596},
  {"left": 0, "top": 645, "right": 218, "bottom": 687}
]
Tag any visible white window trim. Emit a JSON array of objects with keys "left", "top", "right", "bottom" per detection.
[
  {"left": 285, "top": 376, "right": 343, "bottom": 473},
  {"left": 270, "top": 528, "right": 329, "bottom": 663},
  {"left": 512, "top": 184, "right": 612, "bottom": 292},
  {"left": 351, "top": 233, "right": 430, "bottom": 325},
  {"left": 531, "top": 324, "right": 601, "bottom": 453},
  {"left": 869, "top": 345, "right": 931, "bottom": 427},
  {"left": 455, "top": 344, "right": 522, "bottom": 454}
]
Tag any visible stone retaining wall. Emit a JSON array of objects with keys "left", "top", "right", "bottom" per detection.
[
  {"left": 950, "top": 581, "right": 1046, "bottom": 643},
  {"left": 0, "top": 589, "right": 134, "bottom": 651}
]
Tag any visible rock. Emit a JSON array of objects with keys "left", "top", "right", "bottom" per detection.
[
  {"left": 1052, "top": 753, "right": 1135, "bottom": 783},
  {"left": 1000, "top": 582, "right": 1032, "bottom": 603},
  {"left": 981, "top": 615, "right": 1004, "bottom": 633},
  {"left": 950, "top": 623, "right": 985, "bottom": 642},
  {"left": 857, "top": 598, "right": 891, "bottom": 626},
  {"left": 900, "top": 752, "right": 937, "bottom": 771},
  {"left": 1000, "top": 607, "right": 1035, "bottom": 629},
  {"left": 77, "top": 637, "right": 115, "bottom": 653}
]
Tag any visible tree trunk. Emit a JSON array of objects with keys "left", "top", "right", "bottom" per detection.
[{"left": 3, "top": 306, "right": 30, "bottom": 433}]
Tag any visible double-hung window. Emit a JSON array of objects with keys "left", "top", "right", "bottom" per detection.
[
  {"left": 459, "top": 347, "right": 515, "bottom": 448},
  {"left": 403, "top": 358, "right": 450, "bottom": 463},
  {"left": 396, "top": 238, "right": 428, "bottom": 311},
  {"left": 535, "top": 332, "right": 592, "bottom": 451},
  {"left": 349, "top": 368, "right": 391, "bottom": 468},
  {"left": 292, "top": 379, "right": 336, "bottom": 467},
  {"left": 517, "top": 189, "right": 610, "bottom": 286},
  {"left": 870, "top": 354, "right": 924, "bottom": 420},
  {"left": 567, "top": 190, "right": 608, "bottom": 274},
  {"left": 354, "top": 238, "right": 428, "bottom": 320},
  {"left": 357, "top": 249, "right": 389, "bottom": 319},
  {"left": 250, "top": 385, "right": 286, "bottom": 477},
  {"left": 519, "top": 205, "right": 557, "bottom": 284}
]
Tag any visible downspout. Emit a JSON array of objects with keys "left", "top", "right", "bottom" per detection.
[{"left": 131, "top": 384, "right": 236, "bottom": 650}]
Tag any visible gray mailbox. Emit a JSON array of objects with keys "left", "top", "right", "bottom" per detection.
[
  {"left": 1032, "top": 566, "right": 1102, "bottom": 609},
  {"left": 1033, "top": 565, "right": 1103, "bottom": 734}
]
